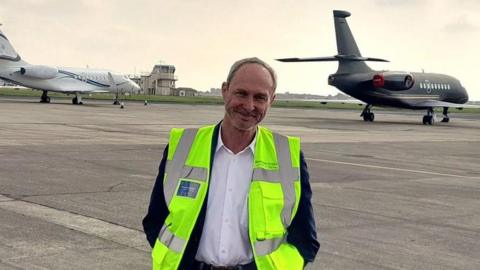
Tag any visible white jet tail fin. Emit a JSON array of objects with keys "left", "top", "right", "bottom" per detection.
[{"left": 0, "top": 28, "right": 27, "bottom": 67}]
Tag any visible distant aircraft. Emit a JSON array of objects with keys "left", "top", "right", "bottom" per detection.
[
  {"left": 278, "top": 10, "right": 478, "bottom": 125},
  {"left": 0, "top": 27, "right": 140, "bottom": 105}
]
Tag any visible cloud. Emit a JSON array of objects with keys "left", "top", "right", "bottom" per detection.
[
  {"left": 374, "top": 0, "right": 423, "bottom": 6},
  {"left": 443, "top": 16, "right": 478, "bottom": 33}
]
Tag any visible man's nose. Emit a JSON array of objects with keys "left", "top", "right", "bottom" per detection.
[{"left": 243, "top": 97, "right": 255, "bottom": 111}]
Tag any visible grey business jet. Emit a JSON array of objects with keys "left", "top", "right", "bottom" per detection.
[{"left": 278, "top": 10, "right": 478, "bottom": 125}]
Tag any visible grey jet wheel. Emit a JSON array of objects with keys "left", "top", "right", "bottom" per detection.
[
  {"left": 423, "top": 115, "right": 434, "bottom": 125},
  {"left": 428, "top": 116, "right": 434, "bottom": 125},
  {"left": 363, "top": 112, "right": 374, "bottom": 122}
]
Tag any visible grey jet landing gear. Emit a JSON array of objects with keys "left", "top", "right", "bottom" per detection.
[
  {"left": 422, "top": 108, "right": 435, "bottom": 125},
  {"left": 72, "top": 94, "right": 83, "bottom": 105},
  {"left": 361, "top": 104, "right": 374, "bottom": 122},
  {"left": 40, "top": 90, "right": 51, "bottom": 103},
  {"left": 441, "top": 107, "right": 450, "bottom": 122}
]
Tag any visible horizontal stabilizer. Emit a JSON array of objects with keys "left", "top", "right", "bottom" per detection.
[
  {"left": 277, "top": 55, "right": 389, "bottom": 63},
  {"left": 277, "top": 57, "right": 338, "bottom": 62},
  {"left": 361, "top": 57, "right": 389, "bottom": 62}
]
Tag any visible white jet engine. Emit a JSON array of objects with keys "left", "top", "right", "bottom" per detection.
[{"left": 20, "top": 65, "right": 58, "bottom": 80}]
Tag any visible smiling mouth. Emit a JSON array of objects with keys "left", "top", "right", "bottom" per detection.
[{"left": 237, "top": 112, "right": 256, "bottom": 120}]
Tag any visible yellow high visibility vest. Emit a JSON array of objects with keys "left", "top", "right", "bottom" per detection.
[{"left": 152, "top": 125, "right": 303, "bottom": 270}]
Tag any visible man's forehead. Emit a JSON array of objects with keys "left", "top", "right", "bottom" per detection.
[{"left": 229, "top": 63, "right": 274, "bottom": 86}]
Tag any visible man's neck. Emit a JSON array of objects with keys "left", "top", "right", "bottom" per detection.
[{"left": 220, "top": 121, "right": 256, "bottom": 154}]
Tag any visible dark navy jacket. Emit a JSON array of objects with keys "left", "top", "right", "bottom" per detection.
[{"left": 143, "top": 124, "right": 319, "bottom": 269}]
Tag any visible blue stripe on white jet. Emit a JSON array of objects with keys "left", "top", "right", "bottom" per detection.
[{"left": 58, "top": 70, "right": 110, "bottom": 87}]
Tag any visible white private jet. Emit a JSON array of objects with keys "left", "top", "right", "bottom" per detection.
[{"left": 0, "top": 27, "right": 140, "bottom": 105}]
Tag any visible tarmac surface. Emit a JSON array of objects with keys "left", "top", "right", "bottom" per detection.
[{"left": 0, "top": 97, "right": 479, "bottom": 270}]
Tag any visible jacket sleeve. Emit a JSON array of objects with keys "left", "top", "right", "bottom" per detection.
[
  {"left": 286, "top": 150, "right": 320, "bottom": 263},
  {"left": 142, "top": 145, "right": 170, "bottom": 248}
]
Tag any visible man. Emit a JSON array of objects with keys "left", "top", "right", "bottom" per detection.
[{"left": 143, "top": 57, "right": 319, "bottom": 270}]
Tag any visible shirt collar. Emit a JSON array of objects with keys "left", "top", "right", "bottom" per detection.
[{"left": 216, "top": 125, "right": 257, "bottom": 154}]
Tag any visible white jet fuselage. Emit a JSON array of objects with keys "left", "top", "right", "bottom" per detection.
[{"left": 1, "top": 65, "right": 139, "bottom": 94}]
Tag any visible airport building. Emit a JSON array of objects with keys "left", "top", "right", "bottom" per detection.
[
  {"left": 137, "top": 64, "right": 199, "bottom": 96},
  {"left": 172, "top": 87, "right": 198, "bottom": 97},
  {"left": 139, "top": 64, "right": 177, "bottom": 95}
]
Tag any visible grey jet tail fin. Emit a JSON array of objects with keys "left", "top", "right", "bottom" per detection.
[
  {"left": 334, "top": 10, "right": 361, "bottom": 57},
  {"left": 277, "top": 10, "right": 388, "bottom": 74},
  {"left": 333, "top": 10, "right": 373, "bottom": 74}
]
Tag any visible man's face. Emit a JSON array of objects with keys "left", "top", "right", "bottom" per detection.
[{"left": 222, "top": 63, "right": 275, "bottom": 131}]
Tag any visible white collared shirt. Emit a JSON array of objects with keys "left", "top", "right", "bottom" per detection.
[{"left": 195, "top": 127, "right": 256, "bottom": 266}]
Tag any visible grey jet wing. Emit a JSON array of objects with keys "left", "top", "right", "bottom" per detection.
[{"left": 411, "top": 100, "right": 480, "bottom": 109}]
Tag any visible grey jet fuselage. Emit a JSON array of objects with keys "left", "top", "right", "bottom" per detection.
[{"left": 330, "top": 71, "right": 468, "bottom": 109}]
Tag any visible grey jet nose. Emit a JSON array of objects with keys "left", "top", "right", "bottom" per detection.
[{"left": 460, "top": 87, "right": 469, "bottom": 103}]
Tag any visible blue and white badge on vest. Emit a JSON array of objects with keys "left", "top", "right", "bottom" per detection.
[{"left": 177, "top": 180, "right": 200, "bottom": 198}]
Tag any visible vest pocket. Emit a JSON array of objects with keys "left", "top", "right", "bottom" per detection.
[{"left": 250, "top": 181, "right": 285, "bottom": 239}]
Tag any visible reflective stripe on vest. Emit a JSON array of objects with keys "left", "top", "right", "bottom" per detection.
[
  {"left": 254, "top": 237, "right": 284, "bottom": 256},
  {"left": 157, "top": 224, "right": 185, "bottom": 253},
  {"left": 163, "top": 128, "right": 201, "bottom": 205}
]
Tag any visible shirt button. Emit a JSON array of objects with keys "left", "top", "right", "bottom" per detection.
[
  {"left": 228, "top": 188, "right": 232, "bottom": 192},
  {"left": 221, "top": 249, "right": 226, "bottom": 254}
]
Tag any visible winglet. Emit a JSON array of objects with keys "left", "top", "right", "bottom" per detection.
[
  {"left": 333, "top": 10, "right": 351, "bottom": 18},
  {"left": 107, "top": 72, "right": 116, "bottom": 88}
]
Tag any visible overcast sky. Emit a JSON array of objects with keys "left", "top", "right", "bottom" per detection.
[{"left": 1, "top": 0, "right": 479, "bottom": 100}]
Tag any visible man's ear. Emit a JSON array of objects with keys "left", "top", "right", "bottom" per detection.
[
  {"left": 270, "top": 93, "right": 276, "bottom": 105},
  {"left": 221, "top": 82, "right": 228, "bottom": 98}
]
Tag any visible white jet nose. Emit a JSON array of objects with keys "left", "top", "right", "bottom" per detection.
[
  {"left": 129, "top": 81, "right": 141, "bottom": 93},
  {"left": 134, "top": 84, "right": 140, "bottom": 92}
]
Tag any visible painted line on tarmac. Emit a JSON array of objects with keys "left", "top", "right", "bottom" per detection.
[
  {"left": 307, "top": 158, "right": 480, "bottom": 180},
  {"left": 0, "top": 195, "right": 149, "bottom": 252}
]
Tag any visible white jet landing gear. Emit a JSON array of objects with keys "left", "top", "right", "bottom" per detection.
[
  {"left": 422, "top": 108, "right": 435, "bottom": 125},
  {"left": 441, "top": 107, "right": 450, "bottom": 122},
  {"left": 361, "top": 104, "right": 374, "bottom": 122},
  {"left": 113, "top": 93, "right": 120, "bottom": 105},
  {"left": 72, "top": 94, "right": 83, "bottom": 105},
  {"left": 40, "top": 90, "right": 51, "bottom": 103}
]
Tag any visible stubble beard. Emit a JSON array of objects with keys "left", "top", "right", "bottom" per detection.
[{"left": 227, "top": 106, "right": 263, "bottom": 132}]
